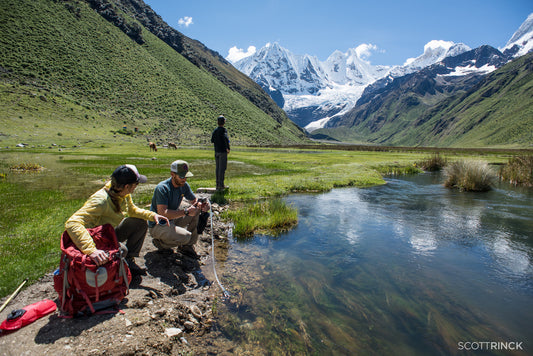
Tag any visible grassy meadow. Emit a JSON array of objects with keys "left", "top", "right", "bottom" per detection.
[{"left": 0, "top": 143, "right": 521, "bottom": 298}]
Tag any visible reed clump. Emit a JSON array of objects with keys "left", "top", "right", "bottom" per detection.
[
  {"left": 417, "top": 153, "right": 448, "bottom": 172},
  {"left": 499, "top": 155, "right": 533, "bottom": 187},
  {"left": 443, "top": 160, "right": 496, "bottom": 192}
]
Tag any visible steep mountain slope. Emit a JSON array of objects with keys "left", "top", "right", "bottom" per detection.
[
  {"left": 0, "top": 0, "right": 306, "bottom": 147},
  {"left": 311, "top": 51, "right": 533, "bottom": 148},
  {"left": 410, "top": 52, "right": 533, "bottom": 147},
  {"left": 107, "top": 0, "right": 295, "bottom": 128}
]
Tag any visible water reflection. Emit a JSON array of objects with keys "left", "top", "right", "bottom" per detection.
[
  {"left": 492, "top": 234, "right": 531, "bottom": 275},
  {"left": 217, "top": 173, "right": 532, "bottom": 355}
]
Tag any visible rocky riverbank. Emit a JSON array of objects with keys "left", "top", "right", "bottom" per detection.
[{"left": 0, "top": 200, "right": 238, "bottom": 355}]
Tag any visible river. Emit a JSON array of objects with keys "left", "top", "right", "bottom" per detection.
[{"left": 215, "top": 173, "right": 532, "bottom": 355}]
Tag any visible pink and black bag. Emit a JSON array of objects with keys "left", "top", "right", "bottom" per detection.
[{"left": 53, "top": 224, "right": 131, "bottom": 317}]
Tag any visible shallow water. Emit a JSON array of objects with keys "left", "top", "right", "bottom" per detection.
[{"left": 216, "top": 173, "right": 532, "bottom": 355}]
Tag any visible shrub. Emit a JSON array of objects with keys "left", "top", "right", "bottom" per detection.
[
  {"left": 444, "top": 160, "right": 496, "bottom": 192},
  {"left": 417, "top": 153, "right": 448, "bottom": 171},
  {"left": 499, "top": 155, "right": 533, "bottom": 187}
]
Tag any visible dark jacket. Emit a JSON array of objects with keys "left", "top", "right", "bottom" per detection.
[{"left": 211, "top": 126, "right": 230, "bottom": 153}]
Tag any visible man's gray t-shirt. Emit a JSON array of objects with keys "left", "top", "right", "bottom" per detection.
[{"left": 148, "top": 178, "right": 195, "bottom": 227}]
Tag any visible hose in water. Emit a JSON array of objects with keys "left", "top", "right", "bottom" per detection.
[{"left": 208, "top": 199, "right": 231, "bottom": 298}]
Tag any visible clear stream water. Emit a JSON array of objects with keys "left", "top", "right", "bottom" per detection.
[{"left": 215, "top": 173, "right": 532, "bottom": 355}]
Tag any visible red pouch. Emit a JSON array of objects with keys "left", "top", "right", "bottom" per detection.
[{"left": 0, "top": 299, "right": 57, "bottom": 332}]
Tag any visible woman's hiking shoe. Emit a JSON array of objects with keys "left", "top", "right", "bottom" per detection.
[{"left": 126, "top": 257, "right": 147, "bottom": 276}]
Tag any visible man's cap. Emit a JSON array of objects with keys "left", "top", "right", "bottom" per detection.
[
  {"left": 112, "top": 164, "right": 147, "bottom": 184},
  {"left": 171, "top": 160, "right": 193, "bottom": 178},
  {"left": 217, "top": 115, "right": 226, "bottom": 125}
]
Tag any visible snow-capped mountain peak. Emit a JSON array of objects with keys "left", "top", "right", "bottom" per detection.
[
  {"left": 231, "top": 42, "right": 395, "bottom": 128},
  {"left": 392, "top": 40, "right": 470, "bottom": 77},
  {"left": 235, "top": 42, "right": 326, "bottom": 96},
  {"left": 502, "top": 13, "right": 533, "bottom": 58},
  {"left": 322, "top": 44, "right": 390, "bottom": 86}
]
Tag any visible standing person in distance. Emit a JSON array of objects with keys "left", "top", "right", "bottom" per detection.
[
  {"left": 211, "top": 115, "right": 230, "bottom": 191},
  {"left": 148, "top": 160, "right": 209, "bottom": 258},
  {"left": 65, "top": 164, "right": 168, "bottom": 275}
]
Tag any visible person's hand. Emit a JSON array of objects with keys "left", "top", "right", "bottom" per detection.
[
  {"left": 155, "top": 214, "right": 169, "bottom": 226},
  {"left": 90, "top": 249, "right": 109, "bottom": 266},
  {"left": 200, "top": 201, "right": 210, "bottom": 212},
  {"left": 187, "top": 206, "right": 199, "bottom": 216}
]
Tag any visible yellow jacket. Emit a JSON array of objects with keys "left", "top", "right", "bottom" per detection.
[{"left": 65, "top": 182, "right": 155, "bottom": 255}]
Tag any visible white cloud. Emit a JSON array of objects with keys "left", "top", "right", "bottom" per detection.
[
  {"left": 178, "top": 16, "right": 193, "bottom": 27},
  {"left": 424, "top": 40, "right": 454, "bottom": 52},
  {"left": 226, "top": 45, "right": 257, "bottom": 63},
  {"left": 355, "top": 43, "right": 382, "bottom": 62}
]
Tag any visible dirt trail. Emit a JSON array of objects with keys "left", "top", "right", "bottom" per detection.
[{"left": 0, "top": 203, "right": 239, "bottom": 356}]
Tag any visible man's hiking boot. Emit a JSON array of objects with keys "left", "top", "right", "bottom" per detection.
[
  {"left": 179, "top": 245, "right": 199, "bottom": 259},
  {"left": 152, "top": 238, "right": 174, "bottom": 255},
  {"left": 126, "top": 257, "right": 147, "bottom": 276}
]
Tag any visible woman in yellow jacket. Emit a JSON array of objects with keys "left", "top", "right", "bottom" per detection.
[{"left": 65, "top": 164, "right": 168, "bottom": 274}]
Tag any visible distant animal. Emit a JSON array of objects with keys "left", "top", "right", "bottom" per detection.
[
  {"left": 168, "top": 142, "right": 177, "bottom": 150},
  {"left": 149, "top": 142, "right": 157, "bottom": 152}
]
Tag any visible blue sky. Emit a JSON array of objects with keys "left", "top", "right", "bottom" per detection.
[{"left": 143, "top": 0, "right": 532, "bottom": 66}]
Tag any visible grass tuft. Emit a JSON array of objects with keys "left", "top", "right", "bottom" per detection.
[
  {"left": 417, "top": 153, "right": 448, "bottom": 172},
  {"left": 499, "top": 155, "right": 533, "bottom": 187},
  {"left": 443, "top": 160, "right": 496, "bottom": 192}
]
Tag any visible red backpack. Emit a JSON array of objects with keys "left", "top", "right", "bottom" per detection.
[{"left": 53, "top": 224, "right": 132, "bottom": 317}]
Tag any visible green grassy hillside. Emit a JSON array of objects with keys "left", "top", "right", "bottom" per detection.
[
  {"left": 0, "top": 0, "right": 307, "bottom": 148},
  {"left": 111, "top": 0, "right": 293, "bottom": 127},
  {"left": 413, "top": 52, "right": 533, "bottom": 147}
]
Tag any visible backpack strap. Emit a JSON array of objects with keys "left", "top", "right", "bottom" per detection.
[
  {"left": 117, "top": 250, "right": 130, "bottom": 293},
  {"left": 72, "top": 276, "right": 96, "bottom": 314},
  {"left": 61, "top": 254, "right": 70, "bottom": 312},
  {"left": 93, "top": 271, "right": 100, "bottom": 303}
]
